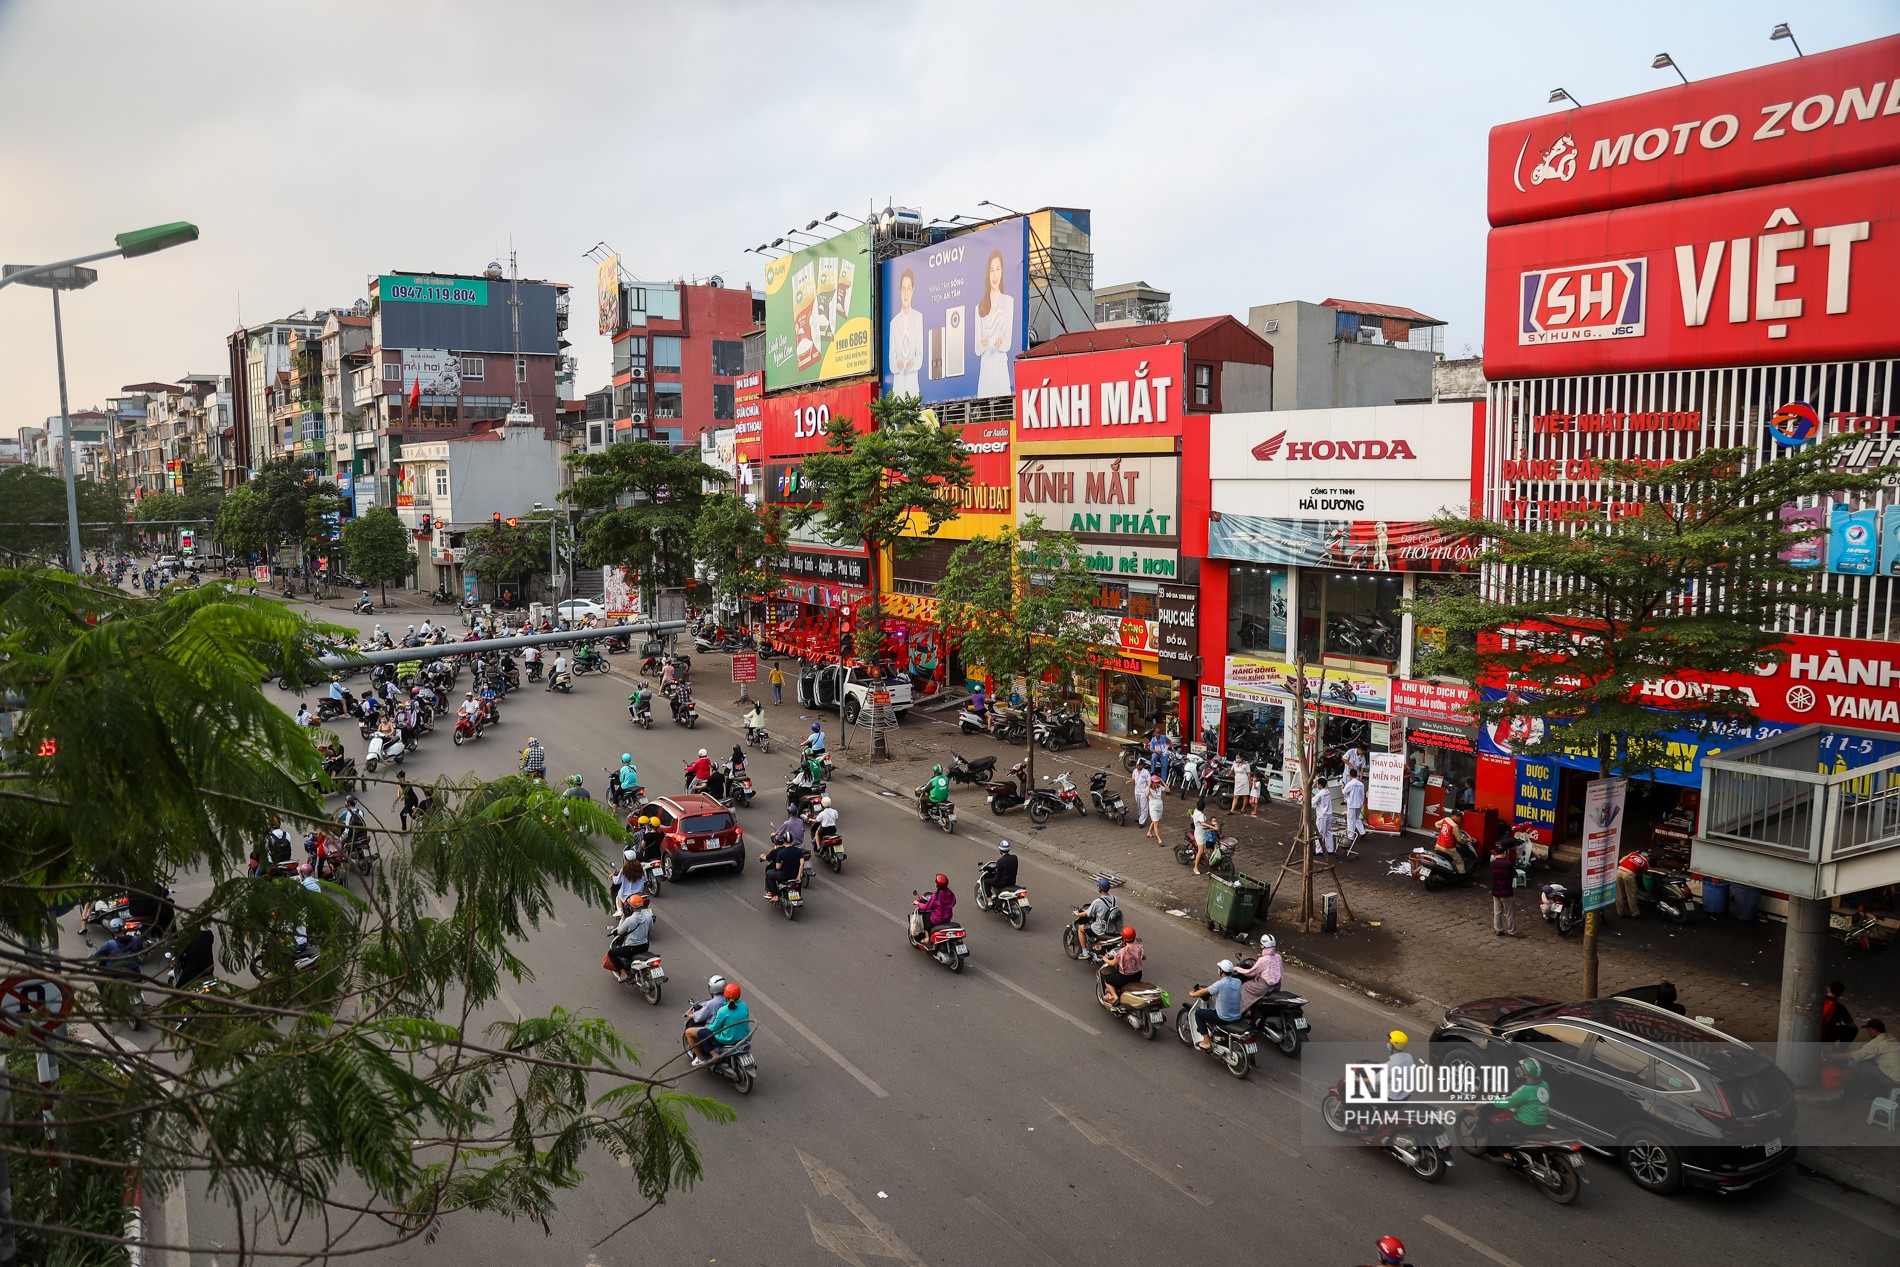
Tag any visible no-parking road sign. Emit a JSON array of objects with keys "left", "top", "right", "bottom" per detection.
[{"left": 0, "top": 976, "right": 70, "bottom": 1036}]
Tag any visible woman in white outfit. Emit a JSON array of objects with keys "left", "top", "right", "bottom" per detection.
[
  {"left": 973, "top": 250, "right": 1015, "bottom": 399},
  {"left": 889, "top": 268, "right": 923, "bottom": 398}
]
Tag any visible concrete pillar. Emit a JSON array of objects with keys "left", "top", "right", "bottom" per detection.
[{"left": 1775, "top": 895, "right": 1829, "bottom": 1087}]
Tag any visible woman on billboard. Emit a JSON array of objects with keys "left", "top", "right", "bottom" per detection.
[
  {"left": 973, "top": 249, "right": 1015, "bottom": 399},
  {"left": 889, "top": 268, "right": 923, "bottom": 398}
]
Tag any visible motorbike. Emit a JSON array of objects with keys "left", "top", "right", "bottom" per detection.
[
  {"left": 1539, "top": 882, "right": 1584, "bottom": 935},
  {"left": 679, "top": 1001, "right": 758, "bottom": 1094},
  {"left": 1174, "top": 827, "right": 1238, "bottom": 878},
  {"left": 350, "top": 598, "right": 374, "bottom": 615},
  {"left": 628, "top": 695, "right": 653, "bottom": 728},
  {"left": 973, "top": 860, "right": 1030, "bottom": 930},
  {"left": 478, "top": 692, "right": 502, "bottom": 728},
  {"left": 318, "top": 752, "right": 359, "bottom": 795},
  {"left": 1062, "top": 916, "right": 1119, "bottom": 964},
  {"left": 989, "top": 708, "right": 1027, "bottom": 745},
  {"left": 721, "top": 765, "right": 755, "bottom": 809},
  {"left": 1098, "top": 971, "right": 1170, "bottom": 1039},
  {"left": 744, "top": 721, "right": 771, "bottom": 752},
  {"left": 1236, "top": 974, "right": 1311, "bottom": 1058},
  {"left": 763, "top": 856, "right": 808, "bottom": 921},
  {"left": 1175, "top": 750, "right": 1210, "bottom": 798},
  {"left": 363, "top": 731, "right": 406, "bottom": 772},
  {"left": 1417, "top": 831, "right": 1484, "bottom": 891},
  {"left": 1175, "top": 992, "right": 1260, "bottom": 1079},
  {"left": 604, "top": 940, "right": 667, "bottom": 1005},
  {"left": 603, "top": 772, "right": 648, "bottom": 814},
  {"left": 914, "top": 786, "right": 957, "bottom": 833},
  {"left": 525, "top": 657, "right": 545, "bottom": 683},
  {"left": 1034, "top": 708, "right": 1089, "bottom": 752},
  {"left": 982, "top": 760, "right": 1029, "bottom": 816},
  {"left": 1320, "top": 1078, "right": 1450, "bottom": 1180},
  {"left": 547, "top": 669, "right": 574, "bottom": 695},
  {"left": 1453, "top": 1117, "right": 1586, "bottom": 1204},
  {"left": 430, "top": 588, "right": 456, "bottom": 606},
  {"left": 451, "top": 712, "right": 484, "bottom": 746},
  {"left": 1087, "top": 772, "right": 1129, "bottom": 825},
  {"left": 1639, "top": 870, "right": 1702, "bottom": 922},
  {"left": 250, "top": 933, "right": 322, "bottom": 981},
  {"left": 316, "top": 696, "right": 348, "bottom": 721},
  {"left": 1026, "top": 771, "right": 1086, "bottom": 826},
  {"left": 671, "top": 695, "right": 699, "bottom": 728},
  {"left": 803, "top": 818, "right": 845, "bottom": 872},
  {"left": 573, "top": 650, "right": 612, "bottom": 676},
  {"left": 909, "top": 894, "right": 969, "bottom": 972},
  {"left": 949, "top": 751, "right": 997, "bottom": 785}
]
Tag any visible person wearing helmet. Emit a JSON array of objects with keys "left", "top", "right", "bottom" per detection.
[
  {"left": 636, "top": 815, "right": 667, "bottom": 865},
  {"left": 760, "top": 828, "right": 809, "bottom": 903},
  {"left": 923, "top": 763, "right": 950, "bottom": 806},
  {"left": 911, "top": 873, "right": 957, "bottom": 943},
  {"left": 90, "top": 916, "right": 147, "bottom": 974},
  {"left": 684, "top": 747, "right": 714, "bottom": 790},
  {"left": 1187, "top": 959, "right": 1244, "bottom": 1050},
  {"left": 1363, "top": 1236, "right": 1407, "bottom": 1267},
  {"left": 1099, "top": 925, "right": 1147, "bottom": 1005},
  {"left": 519, "top": 736, "right": 547, "bottom": 780},
  {"left": 326, "top": 672, "right": 353, "bottom": 712},
  {"left": 561, "top": 773, "right": 592, "bottom": 802},
  {"left": 814, "top": 793, "right": 840, "bottom": 845},
  {"left": 1072, "top": 876, "right": 1120, "bottom": 956},
  {"left": 614, "top": 754, "right": 641, "bottom": 807},
  {"left": 1384, "top": 1030, "right": 1418, "bottom": 1102},
  {"left": 981, "top": 839, "right": 1018, "bottom": 904},
  {"left": 685, "top": 977, "right": 727, "bottom": 1029},
  {"left": 688, "top": 982, "right": 752, "bottom": 1066},
  {"left": 1235, "top": 931, "right": 1284, "bottom": 1015},
  {"left": 804, "top": 722, "right": 827, "bottom": 756},
  {"left": 606, "top": 892, "right": 654, "bottom": 982},
  {"left": 610, "top": 850, "right": 645, "bottom": 905},
  {"left": 1484, "top": 1055, "right": 1551, "bottom": 1151},
  {"left": 743, "top": 698, "right": 766, "bottom": 742}
]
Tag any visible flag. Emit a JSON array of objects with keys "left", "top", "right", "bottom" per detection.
[{"left": 407, "top": 374, "right": 421, "bottom": 416}]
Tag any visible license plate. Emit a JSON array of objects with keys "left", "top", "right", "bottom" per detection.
[
  {"left": 1434, "top": 1134, "right": 1450, "bottom": 1148},
  {"left": 1764, "top": 1139, "right": 1782, "bottom": 1156},
  {"left": 955, "top": 943, "right": 969, "bottom": 955},
  {"left": 787, "top": 890, "right": 800, "bottom": 901},
  {"left": 1243, "top": 1043, "right": 1259, "bottom": 1055},
  {"left": 1294, "top": 1018, "right": 1311, "bottom": 1030}
]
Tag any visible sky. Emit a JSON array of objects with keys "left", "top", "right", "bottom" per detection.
[{"left": 0, "top": 0, "right": 1893, "bottom": 436}]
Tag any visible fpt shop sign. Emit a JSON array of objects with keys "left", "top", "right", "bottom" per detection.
[{"left": 1015, "top": 343, "right": 1186, "bottom": 440}]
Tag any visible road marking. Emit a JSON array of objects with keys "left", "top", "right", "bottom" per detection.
[
  {"left": 962, "top": 1196, "right": 1066, "bottom": 1266},
  {"left": 1182, "top": 1091, "right": 1298, "bottom": 1157},
  {"left": 751, "top": 1026, "right": 813, "bottom": 1068},
  {"left": 820, "top": 874, "right": 1100, "bottom": 1036},
  {"left": 799, "top": 1148, "right": 927, "bottom": 1266},
  {"left": 663, "top": 920, "right": 888, "bottom": 1099},
  {"left": 1422, "top": 1215, "right": 1527, "bottom": 1267},
  {"left": 1791, "top": 1176, "right": 1900, "bottom": 1240},
  {"left": 1046, "top": 1101, "right": 1213, "bottom": 1207},
  {"left": 160, "top": 1179, "right": 190, "bottom": 1267}
]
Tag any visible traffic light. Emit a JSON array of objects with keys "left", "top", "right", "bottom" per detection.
[
  {"left": 492, "top": 512, "right": 502, "bottom": 527},
  {"left": 179, "top": 530, "right": 194, "bottom": 552},
  {"left": 506, "top": 517, "right": 519, "bottom": 528},
  {"left": 420, "top": 514, "right": 433, "bottom": 532}
]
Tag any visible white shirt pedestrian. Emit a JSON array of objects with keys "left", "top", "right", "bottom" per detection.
[
  {"left": 1132, "top": 765, "right": 1152, "bottom": 826},
  {"left": 1344, "top": 773, "right": 1367, "bottom": 842},
  {"left": 1313, "top": 782, "right": 1336, "bottom": 854}
]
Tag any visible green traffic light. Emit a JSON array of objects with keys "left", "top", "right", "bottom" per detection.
[{"left": 115, "top": 222, "right": 200, "bottom": 258}]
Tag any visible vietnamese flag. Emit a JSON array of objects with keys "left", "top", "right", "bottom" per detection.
[{"left": 407, "top": 375, "right": 421, "bottom": 416}]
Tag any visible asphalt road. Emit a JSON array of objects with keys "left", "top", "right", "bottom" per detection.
[{"left": 149, "top": 601, "right": 1900, "bottom": 1266}]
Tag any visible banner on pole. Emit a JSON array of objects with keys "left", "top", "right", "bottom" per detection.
[
  {"left": 1581, "top": 777, "right": 1628, "bottom": 913},
  {"left": 1366, "top": 752, "right": 1406, "bottom": 833}
]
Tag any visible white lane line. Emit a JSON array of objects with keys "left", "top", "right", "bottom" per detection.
[
  {"left": 662, "top": 918, "right": 888, "bottom": 1099},
  {"left": 962, "top": 1196, "right": 1067, "bottom": 1267},
  {"left": 820, "top": 870, "right": 1101, "bottom": 1036},
  {"left": 1791, "top": 1176, "right": 1900, "bottom": 1240},
  {"left": 160, "top": 1180, "right": 190, "bottom": 1267},
  {"left": 1047, "top": 1100, "right": 1213, "bottom": 1207},
  {"left": 1422, "top": 1215, "right": 1528, "bottom": 1267},
  {"left": 1182, "top": 1091, "right": 1299, "bottom": 1157}
]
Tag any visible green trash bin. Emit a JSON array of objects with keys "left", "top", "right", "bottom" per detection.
[{"left": 1206, "top": 872, "right": 1269, "bottom": 935}]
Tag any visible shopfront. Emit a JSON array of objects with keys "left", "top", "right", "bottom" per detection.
[
  {"left": 759, "top": 379, "right": 876, "bottom": 663},
  {"left": 1391, "top": 679, "right": 1479, "bottom": 830}
]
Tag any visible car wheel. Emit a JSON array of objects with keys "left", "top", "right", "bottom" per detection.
[
  {"left": 843, "top": 698, "right": 860, "bottom": 725},
  {"left": 1621, "top": 1132, "right": 1683, "bottom": 1194},
  {"left": 663, "top": 853, "right": 679, "bottom": 882}
]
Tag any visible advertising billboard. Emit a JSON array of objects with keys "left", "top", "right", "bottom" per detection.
[
  {"left": 1487, "top": 34, "right": 1900, "bottom": 228},
  {"left": 401, "top": 348, "right": 462, "bottom": 398},
  {"left": 760, "top": 380, "right": 877, "bottom": 459},
  {"left": 1016, "top": 343, "right": 1187, "bottom": 443},
  {"left": 762, "top": 225, "right": 874, "bottom": 390},
  {"left": 1484, "top": 166, "right": 1900, "bottom": 378},
  {"left": 596, "top": 254, "right": 620, "bottom": 336},
  {"left": 881, "top": 219, "right": 1028, "bottom": 404},
  {"left": 378, "top": 275, "right": 488, "bottom": 306}
]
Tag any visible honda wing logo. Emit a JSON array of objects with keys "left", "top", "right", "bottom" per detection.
[
  {"left": 1520, "top": 258, "right": 1647, "bottom": 346},
  {"left": 1512, "top": 131, "right": 1579, "bottom": 192},
  {"left": 1251, "top": 431, "right": 1288, "bottom": 461}
]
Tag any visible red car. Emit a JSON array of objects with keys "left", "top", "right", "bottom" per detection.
[{"left": 638, "top": 793, "right": 744, "bottom": 881}]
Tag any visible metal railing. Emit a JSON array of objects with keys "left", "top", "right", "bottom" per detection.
[{"left": 1699, "top": 725, "right": 1900, "bottom": 865}]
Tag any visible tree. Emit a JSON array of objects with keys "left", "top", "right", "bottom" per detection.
[
  {"left": 565, "top": 443, "right": 727, "bottom": 615},
  {"left": 132, "top": 489, "right": 185, "bottom": 525},
  {"left": 341, "top": 506, "right": 415, "bottom": 603},
  {"left": 934, "top": 519, "right": 1107, "bottom": 788},
  {"left": 1410, "top": 434, "right": 1885, "bottom": 996},
  {"left": 781, "top": 396, "right": 972, "bottom": 668},
  {"left": 216, "top": 457, "right": 343, "bottom": 570},
  {"left": 691, "top": 495, "right": 785, "bottom": 617},
  {"left": 213, "top": 484, "right": 268, "bottom": 560},
  {"left": 0, "top": 467, "right": 130, "bottom": 567},
  {"left": 463, "top": 510, "right": 561, "bottom": 598},
  {"left": 0, "top": 571, "right": 725, "bottom": 1262}
]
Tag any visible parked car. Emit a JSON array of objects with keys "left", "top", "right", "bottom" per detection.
[
  {"left": 156, "top": 555, "right": 180, "bottom": 569},
  {"left": 636, "top": 793, "right": 744, "bottom": 881},
  {"left": 1429, "top": 995, "right": 1797, "bottom": 1194},
  {"left": 556, "top": 598, "right": 606, "bottom": 623}
]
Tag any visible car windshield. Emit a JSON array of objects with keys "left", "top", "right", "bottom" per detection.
[{"left": 679, "top": 812, "right": 735, "bottom": 835}]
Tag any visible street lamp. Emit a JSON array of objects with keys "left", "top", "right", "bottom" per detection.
[
  {"left": 1770, "top": 23, "right": 1804, "bottom": 56},
  {"left": 1652, "top": 52, "right": 1689, "bottom": 85},
  {"left": 1548, "top": 87, "right": 1586, "bottom": 107},
  {"left": 2, "top": 221, "right": 200, "bottom": 574}
]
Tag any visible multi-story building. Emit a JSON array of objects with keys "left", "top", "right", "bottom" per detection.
[
  {"left": 394, "top": 413, "right": 570, "bottom": 597},
  {"left": 321, "top": 308, "right": 374, "bottom": 508},
  {"left": 227, "top": 312, "right": 325, "bottom": 481},
  {"left": 1094, "top": 281, "right": 1171, "bottom": 328},
  {"left": 1245, "top": 298, "right": 1446, "bottom": 412},
  {"left": 601, "top": 277, "right": 761, "bottom": 448}
]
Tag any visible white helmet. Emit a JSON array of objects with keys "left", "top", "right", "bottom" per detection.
[
  {"left": 1217, "top": 959, "right": 1236, "bottom": 975},
  {"left": 698, "top": 748, "right": 708, "bottom": 757},
  {"left": 821, "top": 796, "right": 832, "bottom": 807},
  {"left": 1259, "top": 934, "right": 1277, "bottom": 951},
  {"left": 624, "top": 848, "right": 637, "bottom": 862},
  {"left": 707, "top": 974, "right": 726, "bottom": 992}
]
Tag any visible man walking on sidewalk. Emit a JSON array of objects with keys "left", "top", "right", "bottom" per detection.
[
  {"left": 1343, "top": 769, "right": 1366, "bottom": 847},
  {"left": 769, "top": 663, "right": 784, "bottom": 705},
  {"left": 1131, "top": 760, "right": 1152, "bottom": 828},
  {"left": 1312, "top": 778, "right": 1335, "bottom": 856},
  {"left": 1490, "top": 848, "right": 1524, "bottom": 937}
]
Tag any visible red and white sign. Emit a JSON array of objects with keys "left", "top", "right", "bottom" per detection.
[
  {"left": 1391, "top": 679, "right": 1478, "bottom": 726},
  {"left": 761, "top": 381, "right": 876, "bottom": 459},
  {"left": 1485, "top": 166, "right": 1898, "bottom": 378},
  {"left": 1488, "top": 34, "right": 1900, "bottom": 227},
  {"left": 1015, "top": 344, "right": 1186, "bottom": 439},
  {"left": 730, "top": 653, "right": 759, "bottom": 684},
  {"left": 0, "top": 976, "right": 69, "bottom": 1036},
  {"left": 733, "top": 373, "right": 764, "bottom": 465}
]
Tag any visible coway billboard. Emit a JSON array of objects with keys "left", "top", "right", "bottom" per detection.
[
  {"left": 762, "top": 225, "right": 874, "bottom": 390},
  {"left": 881, "top": 219, "right": 1028, "bottom": 404}
]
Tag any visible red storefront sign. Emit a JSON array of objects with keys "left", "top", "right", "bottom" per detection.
[
  {"left": 734, "top": 373, "right": 764, "bottom": 464},
  {"left": 1488, "top": 35, "right": 1900, "bottom": 228},
  {"left": 951, "top": 418, "right": 1014, "bottom": 517},
  {"left": 1392, "top": 679, "right": 1478, "bottom": 726},
  {"left": 1015, "top": 343, "right": 1186, "bottom": 440},
  {"left": 730, "top": 653, "right": 759, "bottom": 684},
  {"left": 761, "top": 380, "right": 876, "bottom": 459},
  {"left": 1484, "top": 166, "right": 1900, "bottom": 378}
]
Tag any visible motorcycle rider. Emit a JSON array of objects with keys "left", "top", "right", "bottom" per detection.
[
  {"left": 264, "top": 816, "right": 296, "bottom": 868},
  {"left": 1359, "top": 1236, "right": 1409, "bottom": 1267},
  {"left": 630, "top": 683, "right": 653, "bottom": 721},
  {"left": 672, "top": 678, "right": 696, "bottom": 720},
  {"left": 1072, "top": 877, "right": 1120, "bottom": 956},
  {"left": 457, "top": 691, "right": 482, "bottom": 730},
  {"left": 520, "top": 736, "right": 548, "bottom": 780},
  {"left": 546, "top": 651, "right": 571, "bottom": 692},
  {"left": 744, "top": 700, "right": 767, "bottom": 743},
  {"left": 614, "top": 754, "right": 641, "bottom": 807},
  {"left": 760, "top": 834, "right": 809, "bottom": 902},
  {"left": 606, "top": 893, "right": 654, "bottom": 982},
  {"left": 813, "top": 795, "right": 840, "bottom": 847},
  {"left": 562, "top": 773, "right": 592, "bottom": 802},
  {"left": 523, "top": 643, "right": 543, "bottom": 680},
  {"left": 1384, "top": 1030, "right": 1418, "bottom": 1102},
  {"left": 685, "top": 976, "right": 728, "bottom": 1031},
  {"left": 1187, "top": 960, "right": 1244, "bottom": 1051},
  {"left": 1098, "top": 926, "right": 1146, "bottom": 1005},
  {"left": 911, "top": 874, "right": 956, "bottom": 943},
  {"left": 1484, "top": 1057, "right": 1551, "bottom": 1152},
  {"left": 394, "top": 769, "right": 434, "bottom": 830},
  {"left": 773, "top": 806, "right": 808, "bottom": 850},
  {"left": 980, "top": 839, "right": 1018, "bottom": 904},
  {"left": 684, "top": 748, "right": 714, "bottom": 791},
  {"left": 805, "top": 722, "right": 827, "bottom": 756},
  {"left": 327, "top": 673, "right": 353, "bottom": 714},
  {"left": 1235, "top": 933, "right": 1284, "bottom": 1013},
  {"left": 920, "top": 763, "right": 950, "bottom": 813},
  {"left": 371, "top": 712, "right": 401, "bottom": 762},
  {"left": 688, "top": 982, "right": 752, "bottom": 1066},
  {"left": 638, "top": 816, "right": 667, "bottom": 863}
]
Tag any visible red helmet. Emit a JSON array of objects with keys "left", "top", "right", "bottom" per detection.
[
  {"left": 934, "top": 874, "right": 949, "bottom": 889},
  {"left": 1121, "top": 926, "right": 1137, "bottom": 942},
  {"left": 1377, "top": 1236, "right": 1406, "bottom": 1265},
  {"left": 722, "top": 982, "right": 742, "bottom": 1001}
]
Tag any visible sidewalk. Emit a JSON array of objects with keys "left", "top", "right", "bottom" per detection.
[{"left": 694, "top": 654, "right": 1900, "bottom": 1206}]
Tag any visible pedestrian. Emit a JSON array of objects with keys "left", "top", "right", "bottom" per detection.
[
  {"left": 1247, "top": 765, "right": 1263, "bottom": 816},
  {"left": 770, "top": 662, "right": 784, "bottom": 705},
  {"left": 1838, "top": 1018, "right": 1900, "bottom": 1093},
  {"left": 1343, "top": 769, "right": 1367, "bottom": 846},
  {"left": 1147, "top": 725, "right": 1173, "bottom": 789},
  {"left": 1312, "top": 777, "right": 1335, "bottom": 856},
  {"left": 1614, "top": 847, "right": 1649, "bottom": 917},
  {"left": 1490, "top": 847, "right": 1523, "bottom": 937},
  {"left": 1822, "top": 981, "right": 1860, "bottom": 1046},
  {"left": 1131, "top": 760, "right": 1152, "bottom": 828},
  {"left": 1228, "top": 754, "right": 1249, "bottom": 814},
  {"left": 1145, "top": 778, "right": 1165, "bottom": 845}
]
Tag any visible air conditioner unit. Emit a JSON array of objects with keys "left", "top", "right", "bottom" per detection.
[
  {"left": 628, "top": 410, "right": 648, "bottom": 424},
  {"left": 630, "top": 368, "right": 647, "bottom": 381},
  {"left": 1262, "top": 319, "right": 1280, "bottom": 334}
]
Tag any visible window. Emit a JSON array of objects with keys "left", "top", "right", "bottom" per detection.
[
  {"left": 1584, "top": 1038, "right": 1652, "bottom": 1084},
  {"left": 515, "top": 357, "right": 527, "bottom": 383},
  {"left": 460, "top": 357, "right": 485, "bottom": 380},
  {"left": 1298, "top": 572, "right": 1401, "bottom": 663},
  {"left": 653, "top": 386, "right": 684, "bottom": 420},
  {"left": 612, "top": 338, "right": 632, "bottom": 375},
  {"left": 651, "top": 337, "right": 682, "bottom": 375},
  {"left": 1192, "top": 362, "right": 1214, "bottom": 407},
  {"left": 1507, "top": 1022, "right": 1591, "bottom": 1059},
  {"left": 588, "top": 423, "right": 603, "bottom": 448},
  {"left": 680, "top": 811, "right": 735, "bottom": 836},
  {"left": 382, "top": 363, "right": 401, "bottom": 381},
  {"left": 1228, "top": 564, "right": 1288, "bottom": 654},
  {"left": 433, "top": 469, "right": 448, "bottom": 498},
  {"left": 713, "top": 382, "right": 736, "bottom": 421},
  {"left": 712, "top": 340, "right": 745, "bottom": 377}
]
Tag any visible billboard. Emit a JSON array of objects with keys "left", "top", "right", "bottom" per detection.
[
  {"left": 1015, "top": 343, "right": 1186, "bottom": 442},
  {"left": 761, "top": 380, "right": 876, "bottom": 459},
  {"left": 881, "top": 219, "right": 1028, "bottom": 404},
  {"left": 1208, "top": 403, "right": 1480, "bottom": 521},
  {"left": 401, "top": 348, "right": 462, "bottom": 398},
  {"left": 1207, "top": 514, "right": 1480, "bottom": 573},
  {"left": 1484, "top": 166, "right": 1900, "bottom": 378},
  {"left": 378, "top": 274, "right": 488, "bottom": 306},
  {"left": 596, "top": 254, "right": 620, "bottom": 336},
  {"left": 762, "top": 225, "right": 874, "bottom": 390},
  {"left": 1487, "top": 34, "right": 1900, "bottom": 228}
]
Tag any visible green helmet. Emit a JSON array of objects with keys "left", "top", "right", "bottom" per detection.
[
  {"left": 933, "top": 763, "right": 943, "bottom": 774},
  {"left": 1519, "top": 1056, "right": 1543, "bottom": 1081},
  {"left": 568, "top": 774, "right": 584, "bottom": 787}
]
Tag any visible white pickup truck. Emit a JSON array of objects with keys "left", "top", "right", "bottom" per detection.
[{"left": 838, "top": 667, "right": 912, "bottom": 724}]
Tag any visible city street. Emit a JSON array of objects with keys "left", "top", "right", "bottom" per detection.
[{"left": 142, "top": 601, "right": 1900, "bottom": 1265}]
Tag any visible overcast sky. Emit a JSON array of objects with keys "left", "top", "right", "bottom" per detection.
[{"left": 1, "top": 0, "right": 1892, "bottom": 436}]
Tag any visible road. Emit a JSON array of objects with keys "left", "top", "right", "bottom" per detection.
[{"left": 150, "top": 601, "right": 1899, "bottom": 1265}]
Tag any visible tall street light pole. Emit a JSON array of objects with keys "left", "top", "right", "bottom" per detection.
[{"left": 2, "top": 222, "right": 200, "bottom": 574}]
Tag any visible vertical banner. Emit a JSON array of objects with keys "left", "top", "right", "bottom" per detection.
[
  {"left": 1366, "top": 752, "right": 1406, "bottom": 834},
  {"left": 602, "top": 566, "right": 641, "bottom": 619},
  {"left": 597, "top": 254, "right": 620, "bottom": 336},
  {"left": 1581, "top": 776, "right": 1628, "bottom": 914},
  {"left": 1883, "top": 506, "right": 1900, "bottom": 578}
]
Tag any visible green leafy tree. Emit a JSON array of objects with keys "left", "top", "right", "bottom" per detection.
[
  {"left": 691, "top": 495, "right": 785, "bottom": 616},
  {"left": 178, "top": 461, "right": 225, "bottom": 525},
  {"left": 213, "top": 483, "right": 268, "bottom": 561},
  {"left": 565, "top": 442, "right": 727, "bottom": 613},
  {"left": 133, "top": 489, "right": 186, "bottom": 525},
  {"left": 0, "top": 467, "right": 130, "bottom": 567},
  {"left": 934, "top": 518, "right": 1107, "bottom": 787},
  {"left": 1410, "top": 434, "right": 1885, "bottom": 996},
  {"left": 0, "top": 571, "right": 726, "bottom": 1262},
  {"left": 219, "top": 456, "right": 343, "bottom": 570},
  {"left": 340, "top": 506, "right": 416, "bottom": 603},
  {"left": 781, "top": 396, "right": 972, "bottom": 667},
  {"left": 463, "top": 510, "right": 561, "bottom": 598}
]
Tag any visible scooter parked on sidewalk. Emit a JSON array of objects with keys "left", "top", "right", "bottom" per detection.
[
  {"left": 1539, "top": 882, "right": 1584, "bottom": 935},
  {"left": 982, "top": 758, "right": 1030, "bottom": 816},
  {"left": 973, "top": 859, "right": 1030, "bottom": 930},
  {"left": 1321, "top": 1078, "right": 1450, "bottom": 1181},
  {"left": 1026, "top": 771, "right": 1086, "bottom": 826},
  {"left": 949, "top": 751, "right": 997, "bottom": 785},
  {"left": 1034, "top": 708, "right": 1089, "bottom": 752},
  {"left": 1087, "top": 771, "right": 1128, "bottom": 825}
]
